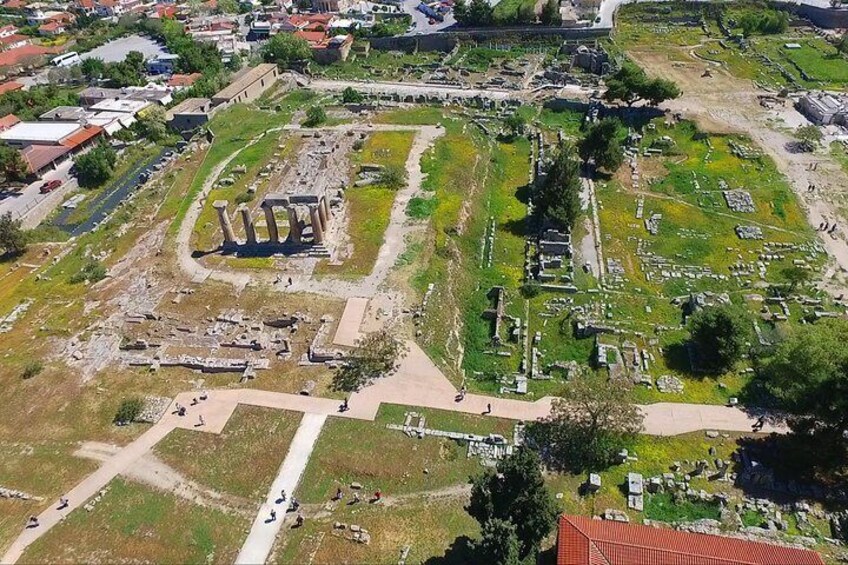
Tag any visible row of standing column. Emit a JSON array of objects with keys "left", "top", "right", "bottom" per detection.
[{"left": 215, "top": 198, "right": 331, "bottom": 247}]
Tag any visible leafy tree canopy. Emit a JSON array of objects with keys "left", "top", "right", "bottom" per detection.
[
  {"left": 687, "top": 304, "right": 752, "bottom": 374},
  {"left": 468, "top": 447, "right": 559, "bottom": 558},
  {"left": 579, "top": 117, "right": 624, "bottom": 172},
  {"left": 526, "top": 367, "right": 643, "bottom": 472},
  {"left": 332, "top": 330, "right": 406, "bottom": 392}
]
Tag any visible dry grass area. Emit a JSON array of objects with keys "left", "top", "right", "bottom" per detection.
[
  {"left": 155, "top": 406, "right": 301, "bottom": 501},
  {"left": 273, "top": 492, "right": 478, "bottom": 564},
  {"left": 21, "top": 478, "right": 250, "bottom": 564}
]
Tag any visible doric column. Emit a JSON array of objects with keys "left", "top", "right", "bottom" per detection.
[
  {"left": 238, "top": 203, "right": 257, "bottom": 245},
  {"left": 262, "top": 203, "right": 279, "bottom": 244},
  {"left": 287, "top": 206, "right": 302, "bottom": 243},
  {"left": 319, "top": 196, "right": 330, "bottom": 227},
  {"left": 310, "top": 205, "right": 324, "bottom": 244},
  {"left": 213, "top": 200, "right": 236, "bottom": 245}
]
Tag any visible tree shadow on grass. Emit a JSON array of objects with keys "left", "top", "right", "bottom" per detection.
[
  {"left": 500, "top": 217, "right": 527, "bottom": 239},
  {"left": 423, "top": 535, "right": 475, "bottom": 565},
  {"left": 515, "top": 182, "right": 534, "bottom": 205},
  {"left": 731, "top": 434, "right": 848, "bottom": 510},
  {"left": 662, "top": 341, "right": 693, "bottom": 374}
]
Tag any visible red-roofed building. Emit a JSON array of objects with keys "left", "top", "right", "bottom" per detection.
[
  {"left": 0, "top": 44, "right": 60, "bottom": 68},
  {"left": 0, "top": 80, "right": 23, "bottom": 95},
  {"left": 74, "top": 0, "right": 97, "bottom": 16},
  {"left": 149, "top": 3, "right": 176, "bottom": 18},
  {"left": 0, "top": 33, "right": 30, "bottom": 50},
  {"left": 557, "top": 515, "right": 824, "bottom": 565},
  {"left": 167, "top": 72, "right": 202, "bottom": 89},
  {"left": 3, "top": 0, "right": 26, "bottom": 10},
  {"left": 38, "top": 21, "right": 65, "bottom": 36},
  {"left": 0, "top": 113, "right": 21, "bottom": 130},
  {"left": 21, "top": 144, "right": 71, "bottom": 175},
  {"left": 288, "top": 13, "right": 335, "bottom": 31},
  {"left": 294, "top": 30, "right": 352, "bottom": 63}
]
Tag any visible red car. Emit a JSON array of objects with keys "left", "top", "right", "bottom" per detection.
[{"left": 39, "top": 179, "right": 62, "bottom": 193}]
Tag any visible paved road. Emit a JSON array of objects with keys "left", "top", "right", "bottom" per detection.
[
  {"left": 0, "top": 161, "right": 76, "bottom": 227},
  {"left": 403, "top": 0, "right": 456, "bottom": 35},
  {"left": 53, "top": 146, "right": 170, "bottom": 237},
  {"left": 235, "top": 413, "right": 327, "bottom": 565}
]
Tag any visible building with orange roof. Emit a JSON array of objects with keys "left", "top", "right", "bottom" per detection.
[
  {"left": 38, "top": 21, "right": 65, "bottom": 35},
  {"left": 0, "top": 44, "right": 60, "bottom": 68},
  {"left": 0, "top": 113, "right": 21, "bottom": 130},
  {"left": 167, "top": 73, "right": 202, "bottom": 89},
  {"left": 0, "top": 80, "right": 23, "bottom": 95},
  {"left": 557, "top": 515, "right": 824, "bottom": 565}
]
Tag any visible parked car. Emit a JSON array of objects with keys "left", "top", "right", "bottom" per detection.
[{"left": 39, "top": 179, "right": 62, "bottom": 193}]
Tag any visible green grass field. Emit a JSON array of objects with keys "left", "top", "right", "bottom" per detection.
[{"left": 297, "top": 404, "right": 512, "bottom": 504}]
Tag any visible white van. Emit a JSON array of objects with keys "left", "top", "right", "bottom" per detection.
[{"left": 52, "top": 52, "right": 82, "bottom": 67}]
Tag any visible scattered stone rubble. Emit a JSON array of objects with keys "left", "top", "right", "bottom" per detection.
[
  {"left": 0, "top": 487, "right": 42, "bottom": 501},
  {"left": 137, "top": 396, "right": 171, "bottom": 424},
  {"left": 387, "top": 411, "right": 524, "bottom": 467}
]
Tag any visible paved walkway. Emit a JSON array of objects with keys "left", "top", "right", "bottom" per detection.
[
  {"left": 235, "top": 413, "right": 326, "bottom": 565},
  {"left": 1, "top": 340, "right": 786, "bottom": 563}
]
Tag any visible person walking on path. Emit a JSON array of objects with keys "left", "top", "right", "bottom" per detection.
[{"left": 269, "top": 509, "right": 277, "bottom": 522}]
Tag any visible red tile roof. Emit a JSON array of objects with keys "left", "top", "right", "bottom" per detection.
[
  {"left": 0, "top": 33, "right": 30, "bottom": 47},
  {"left": 39, "top": 22, "right": 65, "bottom": 33},
  {"left": 0, "top": 80, "right": 23, "bottom": 94},
  {"left": 0, "top": 113, "right": 20, "bottom": 130},
  {"left": 557, "top": 515, "right": 824, "bottom": 565},
  {"left": 21, "top": 144, "right": 71, "bottom": 173},
  {"left": 60, "top": 125, "right": 103, "bottom": 148},
  {"left": 0, "top": 44, "right": 60, "bottom": 67},
  {"left": 3, "top": 0, "right": 25, "bottom": 9},
  {"left": 294, "top": 30, "right": 328, "bottom": 47},
  {"left": 167, "top": 72, "right": 202, "bottom": 87}
]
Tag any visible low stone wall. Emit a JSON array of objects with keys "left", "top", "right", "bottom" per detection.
[{"left": 370, "top": 26, "right": 610, "bottom": 53}]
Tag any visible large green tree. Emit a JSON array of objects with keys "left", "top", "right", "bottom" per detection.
[
  {"left": 535, "top": 141, "right": 582, "bottom": 232},
  {"left": 526, "top": 367, "right": 643, "bottom": 472},
  {"left": 579, "top": 117, "right": 624, "bottom": 172},
  {"left": 473, "top": 519, "right": 521, "bottom": 565},
  {"left": 0, "top": 142, "right": 28, "bottom": 182},
  {"left": 687, "top": 304, "right": 751, "bottom": 374},
  {"left": 540, "top": 0, "right": 562, "bottom": 25},
  {"left": 453, "top": 0, "right": 494, "bottom": 27},
  {"left": 74, "top": 143, "right": 117, "bottom": 188},
  {"left": 468, "top": 448, "right": 558, "bottom": 559},
  {"left": 263, "top": 33, "right": 312, "bottom": 68},
  {"left": 604, "top": 63, "right": 680, "bottom": 107},
  {"left": 332, "top": 330, "right": 406, "bottom": 392},
  {"left": 757, "top": 319, "right": 848, "bottom": 467},
  {"left": 0, "top": 211, "right": 27, "bottom": 257}
]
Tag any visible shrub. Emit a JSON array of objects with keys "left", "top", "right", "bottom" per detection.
[
  {"left": 114, "top": 397, "right": 143, "bottom": 424},
  {"left": 406, "top": 196, "right": 437, "bottom": 218},
  {"left": 21, "top": 361, "right": 43, "bottom": 379},
  {"left": 520, "top": 281, "right": 541, "bottom": 298},
  {"left": 303, "top": 105, "right": 326, "bottom": 127},
  {"left": 234, "top": 191, "right": 254, "bottom": 204},
  {"left": 378, "top": 164, "right": 407, "bottom": 190},
  {"left": 69, "top": 260, "right": 107, "bottom": 284}
]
